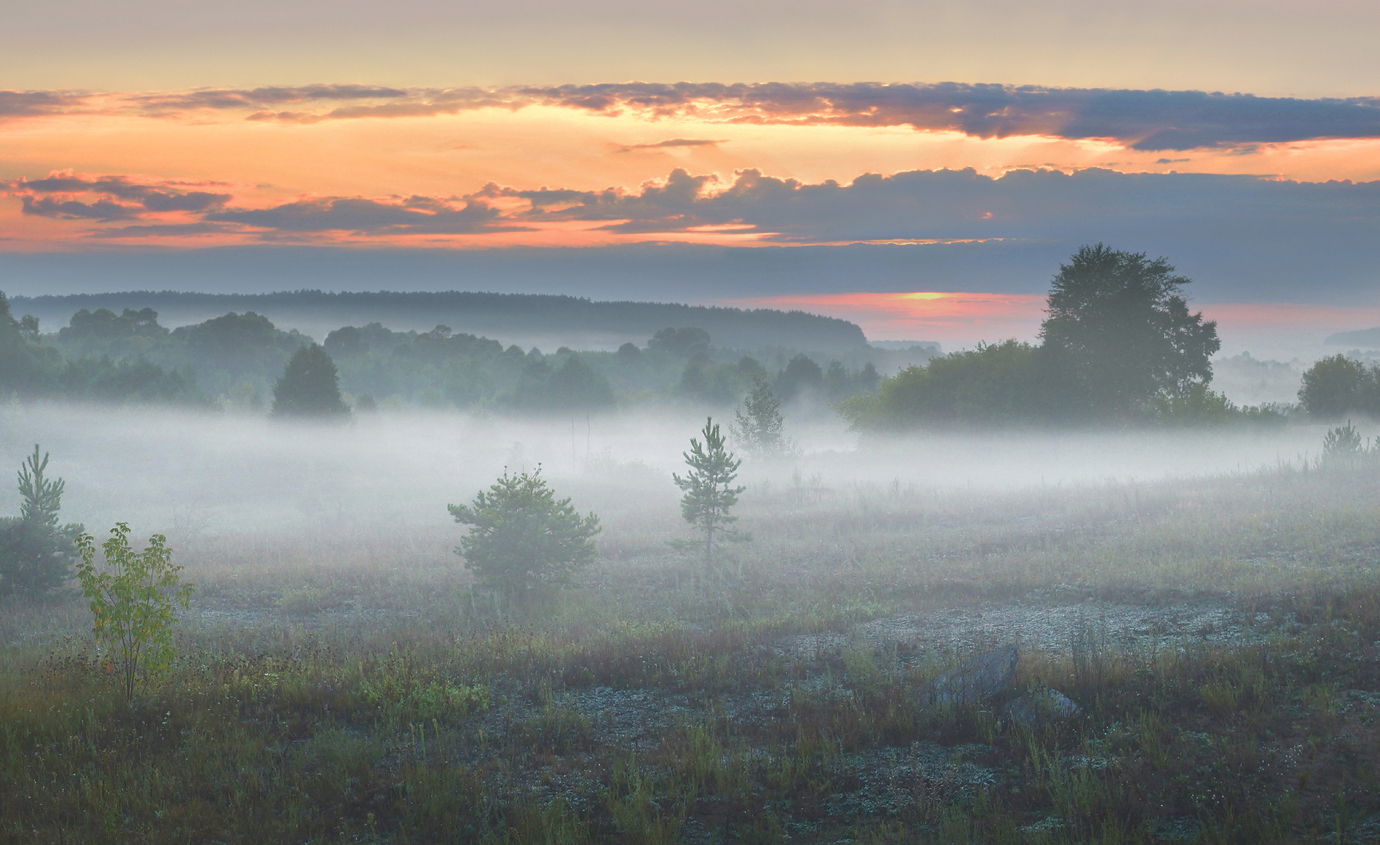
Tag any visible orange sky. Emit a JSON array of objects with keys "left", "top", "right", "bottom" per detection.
[{"left": 4, "top": 96, "right": 1380, "bottom": 251}]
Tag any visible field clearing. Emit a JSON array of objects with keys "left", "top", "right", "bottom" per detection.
[{"left": 2, "top": 409, "right": 1379, "bottom": 842}]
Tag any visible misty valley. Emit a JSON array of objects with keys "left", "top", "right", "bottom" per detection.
[{"left": 3, "top": 247, "right": 1380, "bottom": 843}]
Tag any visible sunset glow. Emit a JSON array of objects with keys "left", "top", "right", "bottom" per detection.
[{"left": 4, "top": 2, "right": 1380, "bottom": 342}]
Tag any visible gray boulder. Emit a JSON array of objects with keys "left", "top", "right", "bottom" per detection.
[
  {"left": 931, "top": 645, "right": 1018, "bottom": 707},
  {"left": 1004, "top": 689, "right": 1081, "bottom": 727}
]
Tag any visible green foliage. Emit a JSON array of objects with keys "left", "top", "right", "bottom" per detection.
[
  {"left": 1298, "top": 354, "right": 1380, "bottom": 419},
  {"left": 448, "top": 467, "right": 601, "bottom": 605},
  {"left": 774, "top": 353, "right": 823, "bottom": 403},
  {"left": 677, "top": 355, "right": 763, "bottom": 406},
  {"left": 57, "top": 307, "right": 168, "bottom": 360},
  {"left": 271, "top": 343, "right": 351, "bottom": 419},
  {"left": 0, "top": 291, "right": 62, "bottom": 397},
  {"left": 75, "top": 523, "right": 194, "bottom": 700},
  {"left": 0, "top": 445, "right": 83, "bottom": 595},
  {"left": 1151, "top": 383, "right": 1288, "bottom": 427},
  {"left": 732, "top": 374, "right": 796, "bottom": 459},
  {"left": 1321, "top": 421, "right": 1370, "bottom": 469},
  {"left": 853, "top": 246, "right": 1226, "bottom": 430},
  {"left": 505, "top": 353, "right": 615, "bottom": 413},
  {"left": 673, "top": 417, "right": 745, "bottom": 566},
  {"left": 855, "top": 341, "right": 1071, "bottom": 429},
  {"left": 1041, "top": 243, "right": 1221, "bottom": 418},
  {"left": 58, "top": 357, "right": 206, "bottom": 405},
  {"left": 648, "top": 326, "right": 711, "bottom": 357}
]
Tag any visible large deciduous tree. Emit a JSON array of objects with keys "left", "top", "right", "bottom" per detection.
[{"left": 1039, "top": 244, "right": 1220, "bottom": 419}]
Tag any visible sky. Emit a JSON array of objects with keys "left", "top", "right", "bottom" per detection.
[{"left": 3, "top": 0, "right": 1379, "bottom": 346}]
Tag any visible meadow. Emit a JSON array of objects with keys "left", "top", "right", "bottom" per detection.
[{"left": 1, "top": 406, "right": 1378, "bottom": 843}]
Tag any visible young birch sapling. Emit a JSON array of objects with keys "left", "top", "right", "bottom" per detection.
[
  {"left": 76, "top": 523, "right": 194, "bottom": 701},
  {"left": 731, "top": 374, "right": 797, "bottom": 460},
  {"left": 673, "top": 417, "right": 746, "bottom": 568}
]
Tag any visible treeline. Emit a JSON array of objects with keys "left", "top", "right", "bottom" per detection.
[
  {"left": 0, "top": 295, "right": 205, "bottom": 406},
  {"left": 1, "top": 292, "right": 888, "bottom": 415},
  {"left": 323, "top": 322, "right": 881, "bottom": 413},
  {"left": 13, "top": 290, "right": 869, "bottom": 353}
]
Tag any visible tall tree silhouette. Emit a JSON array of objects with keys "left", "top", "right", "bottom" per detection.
[{"left": 271, "top": 343, "right": 350, "bottom": 419}]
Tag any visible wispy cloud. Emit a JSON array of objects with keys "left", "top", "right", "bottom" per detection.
[
  {"left": 8, "top": 82, "right": 1380, "bottom": 151},
  {"left": 205, "top": 196, "right": 520, "bottom": 235},
  {"left": 614, "top": 138, "right": 726, "bottom": 153}
]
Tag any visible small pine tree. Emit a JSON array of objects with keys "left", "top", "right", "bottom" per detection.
[
  {"left": 448, "top": 467, "right": 601, "bottom": 607},
  {"left": 271, "top": 343, "right": 351, "bottom": 419},
  {"left": 732, "top": 375, "right": 796, "bottom": 459},
  {"left": 0, "top": 445, "right": 83, "bottom": 596},
  {"left": 1321, "top": 421, "right": 1366, "bottom": 470},
  {"left": 674, "top": 417, "right": 745, "bottom": 567}
]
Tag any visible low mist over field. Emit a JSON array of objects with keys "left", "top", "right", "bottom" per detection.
[{"left": 0, "top": 402, "right": 1349, "bottom": 541}]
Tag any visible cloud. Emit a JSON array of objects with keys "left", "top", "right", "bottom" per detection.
[
  {"left": 232, "top": 82, "right": 1380, "bottom": 149},
  {"left": 134, "top": 84, "right": 410, "bottom": 112},
  {"left": 21, "top": 196, "right": 141, "bottom": 221},
  {"left": 614, "top": 138, "right": 726, "bottom": 153},
  {"left": 510, "top": 82, "right": 1380, "bottom": 150},
  {"left": 91, "top": 222, "right": 241, "bottom": 238},
  {"left": 12, "top": 166, "right": 1380, "bottom": 274},
  {"left": 470, "top": 166, "right": 1380, "bottom": 250},
  {"left": 204, "top": 196, "right": 521, "bottom": 235},
  {"left": 13, "top": 82, "right": 1380, "bottom": 150},
  {"left": 0, "top": 90, "right": 88, "bottom": 120},
  {"left": 7, "top": 175, "right": 232, "bottom": 218}
]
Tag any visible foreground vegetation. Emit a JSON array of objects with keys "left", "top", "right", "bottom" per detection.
[{"left": 2, "top": 456, "right": 1379, "bottom": 843}]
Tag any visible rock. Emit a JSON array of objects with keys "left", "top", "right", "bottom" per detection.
[
  {"left": 1004, "top": 689, "right": 1081, "bottom": 727},
  {"left": 931, "top": 645, "right": 1018, "bottom": 707}
]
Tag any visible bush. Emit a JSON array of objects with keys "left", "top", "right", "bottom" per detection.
[
  {"left": 448, "top": 467, "right": 601, "bottom": 606},
  {"left": 0, "top": 445, "right": 83, "bottom": 596},
  {"left": 853, "top": 341, "right": 1075, "bottom": 430},
  {"left": 1321, "top": 422, "right": 1371, "bottom": 470},
  {"left": 76, "top": 523, "right": 194, "bottom": 700}
]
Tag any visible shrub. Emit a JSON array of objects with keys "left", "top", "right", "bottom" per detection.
[
  {"left": 76, "top": 523, "right": 194, "bottom": 700},
  {"left": 1321, "top": 421, "right": 1369, "bottom": 470},
  {"left": 0, "top": 445, "right": 83, "bottom": 596},
  {"left": 448, "top": 467, "right": 601, "bottom": 606}
]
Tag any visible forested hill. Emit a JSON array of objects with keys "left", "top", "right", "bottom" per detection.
[
  {"left": 12, "top": 290, "right": 868, "bottom": 352},
  {"left": 1324, "top": 327, "right": 1380, "bottom": 349}
]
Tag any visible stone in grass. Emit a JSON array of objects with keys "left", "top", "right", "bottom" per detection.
[
  {"left": 1004, "top": 689, "right": 1082, "bottom": 728},
  {"left": 931, "top": 645, "right": 1019, "bottom": 707}
]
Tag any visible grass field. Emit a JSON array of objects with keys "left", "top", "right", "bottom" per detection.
[{"left": 1, "top": 410, "right": 1379, "bottom": 843}]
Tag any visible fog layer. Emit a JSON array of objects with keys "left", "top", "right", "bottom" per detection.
[{"left": 0, "top": 404, "right": 1351, "bottom": 544}]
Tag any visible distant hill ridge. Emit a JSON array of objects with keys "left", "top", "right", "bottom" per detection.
[
  {"left": 12, "top": 290, "right": 869, "bottom": 352},
  {"left": 1324, "top": 327, "right": 1380, "bottom": 348}
]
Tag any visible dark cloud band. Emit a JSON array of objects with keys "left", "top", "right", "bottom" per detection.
[{"left": 7, "top": 82, "right": 1380, "bottom": 150}]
